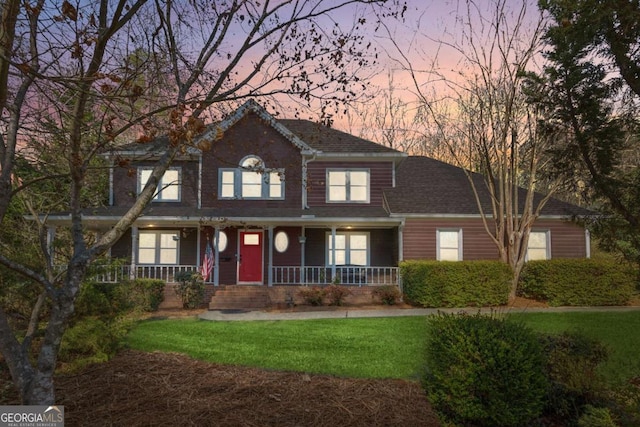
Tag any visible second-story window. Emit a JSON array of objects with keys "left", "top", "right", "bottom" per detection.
[
  {"left": 138, "top": 167, "right": 181, "bottom": 202},
  {"left": 218, "top": 155, "right": 284, "bottom": 200},
  {"left": 326, "top": 169, "right": 369, "bottom": 203}
]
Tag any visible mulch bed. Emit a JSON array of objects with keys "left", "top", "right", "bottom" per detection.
[{"left": 48, "top": 350, "right": 439, "bottom": 426}]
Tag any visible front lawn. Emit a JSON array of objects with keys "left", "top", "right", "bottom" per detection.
[
  {"left": 127, "top": 316, "right": 427, "bottom": 379},
  {"left": 126, "top": 311, "right": 640, "bottom": 383}
]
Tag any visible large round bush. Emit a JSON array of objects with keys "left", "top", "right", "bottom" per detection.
[{"left": 422, "top": 312, "right": 548, "bottom": 426}]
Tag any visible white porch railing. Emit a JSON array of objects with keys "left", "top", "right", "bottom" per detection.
[
  {"left": 88, "top": 264, "right": 198, "bottom": 283},
  {"left": 272, "top": 266, "right": 400, "bottom": 287},
  {"left": 86, "top": 264, "right": 399, "bottom": 287}
]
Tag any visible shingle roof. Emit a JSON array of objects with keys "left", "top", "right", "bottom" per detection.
[
  {"left": 110, "top": 100, "right": 403, "bottom": 157},
  {"left": 278, "top": 119, "right": 401, "bottom": 154},
  {"left": 384, "top": 156, "right": 593, "bottom": 217}
]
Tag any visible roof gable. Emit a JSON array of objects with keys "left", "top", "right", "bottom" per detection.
[{"left": 110, "top": 99, "right": 405, "bottom": 158}]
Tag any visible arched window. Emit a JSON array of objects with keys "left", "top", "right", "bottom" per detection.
[{"left": 218, "top": 155, "right": 284, "bottom": 200}]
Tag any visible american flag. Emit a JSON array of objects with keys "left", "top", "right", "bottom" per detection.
[{"left": 200, "top": 240, "right": 214, "bottom": 282}]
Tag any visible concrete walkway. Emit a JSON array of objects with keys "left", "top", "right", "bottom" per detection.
[{"left": 198, "top": 304, "right": 640, "bottom": 321}]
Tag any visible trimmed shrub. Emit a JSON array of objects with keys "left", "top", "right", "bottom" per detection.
[
  {"left": 371, "top": 285, "right": 401, "bottom": 305},
  {"left": 577, "top": 405, "right": 617, "bottom": 427},
  {"left": 297, "top": 286, "right": 325, "bottom": 306},
  {"left": 174, "top": 271, "right": 205, "bottom": 309},
  {"left": 539, "top": 331, "right": 609, "bottom": 422},
  {"left": 401, "top": 260, "right": 511, "bottom": 307},
  {"left": 128, "top": 279, "right": 165, "bottom": 312},
  {"left": 324, "top": 285, "right": 352, "bottom": 306},
  {"left": 59, "top": 314, "right": 135, "bottom": 372},
  {"left": 75, "top": 281, "right": 132, "bottom": 318},
  {"left": 422, "top": 312, "right": 548, "bottom": 426},
  {"left": 520, "top": 259, "right": 637, "bottom": 306}
]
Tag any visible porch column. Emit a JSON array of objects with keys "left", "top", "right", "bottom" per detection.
[
  {"left": 213, "top": 226, "right": 220, "bottom": 287},
  {"left": 330, "top": 226, "right": 337, "bottom": 281},
  {"left": 300, "top": 227, "right": 306, "bottom": 285},
  {"left": 130, "top": 226, "right": 138, "bottom": 279},
  {"left": 398, "top": 222, "right": 404, "bottom": 262},
  {"left": 585, "top": 229, "right": 591, "bottom": 259},
  {"left": 46, "top": 226, "right": 56, "bottom": 268},
  {"left": 267, "top": 226, "right": 274, "bottom": 287}
]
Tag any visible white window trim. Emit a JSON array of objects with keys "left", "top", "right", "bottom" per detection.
[
  {"left": 218, "top": 157, "right": 284, "bottom": 200},
  {"left": 137, "top": 230, "right": 180, "bottom": 265},
  {"left": 138, "top": 167, "right": 182, "bottom": 202},
  {"left": 526, "top": 230, "right": 551, "bottom": 261},
  {"left": 325, "top": 231, "right": 370, "bottom": 266},
  {"left": 326, "top": 169, "right": 370, "bottom": 204},
  {"left": 436, "top": 228, "right": 463, "bottom": 261}
]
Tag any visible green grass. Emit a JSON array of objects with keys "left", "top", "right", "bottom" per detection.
[
  {"left": 511, "top": 311, "right": 640, "bottom": 384},
  {"left": 126, "top": 316, "right": 427, "bottom": 379},
  {"left": 126, "top": 311, "right": 640, "bottom": 384}
]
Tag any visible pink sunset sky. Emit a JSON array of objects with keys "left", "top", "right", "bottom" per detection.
[{"left": 321, "top": 0, "right": 545, "bottom": 134}]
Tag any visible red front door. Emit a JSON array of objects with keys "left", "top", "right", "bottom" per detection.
[{"left": 238, "top": 231, "right": 263, "bottom": 283}]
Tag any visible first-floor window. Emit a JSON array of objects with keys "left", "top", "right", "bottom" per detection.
[
  {"left": 527, "top": 230, "right": 550, "bottom": 260},
  {"left": 437, "top": 229, "right": 462, "bottom": 261},
  {"left": 327, "top": 232, "right": 368, "bottom": 266},
  {"left": 138, "top": 231, "right": 178, "bottom": 264}
]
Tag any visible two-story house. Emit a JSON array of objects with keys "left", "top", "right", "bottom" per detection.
[{"left": 44, "top": 100, "right": 591, "bottom": 308}]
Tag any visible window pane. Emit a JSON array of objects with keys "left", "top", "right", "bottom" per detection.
[
  {"left": 329, "top": 187, "right": 346, "bottom": 201},
  {"left": 138, "top": 248, "right": 156, "bottom": 264},
  {"left": 528, "top": 248, "right": 548, "bottom": 261},
  {"left": 164, "top": 169, "right": 179, "bottom": 183},
  {"left": 350, "top": 186, "right": 367, "bottom": 201},
  {"left": 332, "top": 250, "right": 346, "bottom": 265},
  {"left": 529, "top": 232, "right": 547, "bottom": 248},
  {"left": 160, "top": 233, "right": 178, "bottom": 248},
  {"left": 440, "top": 231, "right": 459, "bottom": 248},
  {"left": 328, "top": 235, "right": 346, "bottom": 250},
  {"left": 274, "top": 231, "right": 289, "bottom": 253},
  {"left": 140, "top": 169, "right": 152, "bottom": 189},
  {"left": 221, "top": 171, "right": 235, "bottom": 198},
  {"left": 350, "top": 250, "right": 367, "bottom": 266},
  {"left": 160, "top": 184, "right": 179, "bottom": 200},
  {"left": 328, "top": 172, "right": 346, "bottom": 185},
  {"left": 528, "top": 232, "right": 548, "bottom": 260},
  {"left": 215, "top": 231, "right": 228, "bottom": 252},
  {"left": 350, "top": 234, "right": 367, "bottom": 250},
  {"left": 242, "top": 156, "right": 261, "bottom": 168},
  {"left": 269, "top": 171, "right": 282, "bottom": 198},
  {"left": 439, "top": 248, "right": 460, "bottom": 261},
  {"left": 158, "top": 170, "right": 180, "bottom": 201},
  {"left": 244, "top": 234, "right": 260, "bottom": 245},
  {"left": 242, "top": 171, "right": 262, "bottom": 197},
  {"left": 139, "top": 233, "right": 156, "bottom": 248},
  {"left": 350, "top": 171, "right": 368, "bottom": 186},
  {"left": 160, "top": 248, "right": 177, "bottom": 264},
  {"left": 243, "top": 171, "right": 261, "bottom": 184}
]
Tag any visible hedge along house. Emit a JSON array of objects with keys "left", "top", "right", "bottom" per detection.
[{"left": 43, "top": 100, "right": 591, "bottom": 309}]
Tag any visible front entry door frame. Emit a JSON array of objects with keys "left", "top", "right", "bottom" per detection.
[{"left": 237, "top": 230, "right": 264, "bottom": 284}]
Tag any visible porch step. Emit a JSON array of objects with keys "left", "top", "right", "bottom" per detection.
[
  {"left": 159, "top": 284, "right": 182, "bottom": 309},
  {"left": 208, "top": 286, "right": 272, "bottom": 310}
]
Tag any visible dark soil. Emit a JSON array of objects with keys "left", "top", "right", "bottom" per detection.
[{"left": 2, "top": 350, "right": 440, "bottom": 426}]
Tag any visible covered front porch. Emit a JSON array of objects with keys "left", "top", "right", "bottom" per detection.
[{"left": 100, "top": 216, "right": 404, "bottom": 289}]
